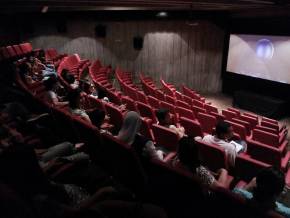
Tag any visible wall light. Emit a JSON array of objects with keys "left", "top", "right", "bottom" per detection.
[
  {"left": 156, "top": 12, "right": 168, "bottom": 17},
  {"left": 41, "top": 6, "right": 49, "bottom": 13}
]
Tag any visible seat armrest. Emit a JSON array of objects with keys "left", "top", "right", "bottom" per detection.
[
  {"left": 281, "top": 151, "right": 290, "bottom": 172},
  {"left": 285, "top": 168, "right": 290, "bottom": 187},
  {"left": 235, "top": 180, "right": 248, "bottom": 189},
  {"left": 163, "top": 152, "right": 177, "bottom": 163},
  {"left": 279, "top": 140, "right": 288, "bottom": 154}
]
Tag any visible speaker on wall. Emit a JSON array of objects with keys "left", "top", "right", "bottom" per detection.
[
  {"left": 133, "top": 36, "right": 143, "bottom": 50},
  {"left": 95, "top": 24, "right": 107, "bottom": 38}
]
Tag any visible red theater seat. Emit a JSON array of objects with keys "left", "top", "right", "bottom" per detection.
[
  {"left": 204, "top": 104, "right": 219, "bottom": 114},
  {"left": 148, "top": 96, "right": 160, "bottom": 109},
  {"left": 104, "top": 103, "right": 124, "bottom": 133},
  {"left": 140, "top": 118, "right": 155, "bottom": 141},
  {"left": 180, "top": 117, "right": 203, "bottom": 138},
  {"left": 137, "top": 101, "right": 157, "bottom": 123},
  {"left": 222, "top": 109, "right": 238, "bottom": 121},
  {"left": 197, "top": 112, "right": 216, "bottom": 135},
  {"left": 176, "top": 106, "right": 196, "bottom": 121},
  {"left": 195, "top": 139, "right": 229, "bottom": 171},
  {"left": 152, "top": 124, "right": 179, "bottom": 151},
  {"left": 121, "top": 96, "right": 138, "bottom": 112},
  {"left": 225, "top": 120, "right": 248, "bottom": 141}
]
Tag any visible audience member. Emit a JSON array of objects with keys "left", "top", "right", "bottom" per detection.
[
  {"left": 173, "top": 137, "right": 230, "bottom": 189},
  {"left": 156, "top": 108, "right": 185, "bottom": 139},
  {"left": 68, "top": 89, "right": 92, "bottom": 123},
  {"left": 43, "top": 77, "right": 68, "bottom": 107},
  {"left": 200, "top": 121, "right": 246, "bottom": 167},
  {"left": 233, "top": 167, "right": 290, "bottom": 217},
  {"left": 117, "top": 111, "right": 164, "bottom": 161}
]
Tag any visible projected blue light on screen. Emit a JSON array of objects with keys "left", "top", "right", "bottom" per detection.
[{"left": 256, "top": 39, "right": 274, "bottom": 59}]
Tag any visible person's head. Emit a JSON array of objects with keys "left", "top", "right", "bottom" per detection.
[
  {"left": 65, "top": 74, "right": 75, "bottom": 85},
  {"left": 43, "top": 76, "right": 57, "bottom": 91},
  {"left": 156, "top": 108, "right": 171, "bottom": 125},
  {"left": 79, "top": 79, "right": 91, "bottom": 93},
  {"left": 90, "top": 109, "right": 106, "bottom": 128},
  {"left": 117, "top": 111, "right": 141, "bottom": 146},
  {"left": 215, "top": 121, "right": 233, "bottom": 140},
  {"left": 67, "top": 89, "right": 82, "bottom": 109},
  {"left": 18, "top": 62, "right": 32, "bottom": 76},
  {"left": 177, "top": 137, "right": 201, "bottom": 170},
  {"left": 61, "top": 69, "right": 69, "bottom": 78},
  {"left": 253, "top": 167, "right": 285, "bottom": 204}
]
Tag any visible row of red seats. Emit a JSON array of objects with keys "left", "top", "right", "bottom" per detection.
[
  {"left": 11, "top": 47, "right": 284, "bottom": 217},
  {"left": 0, "top": 42, "right": 33, "bottom": 61}
]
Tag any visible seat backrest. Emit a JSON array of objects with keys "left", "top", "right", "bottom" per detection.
[
  {"left": 148, "top": 96, "right": 160, "bottom": 109},
  {"left": 144, "top": 159, "right": 205, "bottom": 218},
  {"left": 176, "top": 100, "right": 191, "bottom": 110},
  {"left": 195, "top": 139, "right": 228, "bottom": 171},
  {"left": 137, "top": 91, "right": 148, "bottom": 104},
  {"left": 255, "top": 125, "right": 277, "bottom": 135},
  {"left": 204, "top": 104, "right": 219, "bottom": 114},
  {"left": 235, "top": 154, "right": 270, "bottom": 182},
  {"left": 261, "top": 117, "right": 279, "bottom": 126},
  {"left": 228, "top": 107, "right": 241, "bottom": 116},
  {"left": 99, "top": 133, "right": 147, "bottom": 196},
  {"left": 247, "top": 139, "right": 281, "bottom": 167},
  {"left": 104, "top": 103, "right": 124, "bottom": 134},
  {"left": 6, "top": 46, "right": 17, "bottom": 58},
  {"left": 13, "top": 45, "right": 23, "bottom": 56},
  {"left": 121, "top": 96, "right": 138, "bottom": 112},
  {"left": 192, "top": 105, "right": 207, "bottom": 117},
  {"left": 160, "top": 101, "right": 176, "bottom": 115},
  {"left": 140, "top": 118, "right": 155, "bottom": 141},
  {"left": 106, "top": 90, "right": 122, "bottom": 105},
  {"left": 232, "top": 118, "right": 251, "bottom": 136},
  {"left": 182, "top": 85, "right": 196, "bottom": 99},
  {"left": 180, "top": 117, "right": 203, "bottom": 138},
  {"left": 243, "top": 112, "right": 258, "bottom": 119},
  {"left": 192, "top": 99, "right": 204, "bottom": 108},
  {"left": 176, "top": 106, "right": 196, "bottom": 121},
  {"left": 252, "top": 129, "right": 279, "bottom": 147},
  {"left": 152, "top": 124, "right": 179, "bottom": 151},
  {"left": 155, "top": 90, "right": 165, "bottom": 101},
  {"left": 210, "top": 112, "right": 226, "bottom": 122},
  {"left": 183, "top": 95, "right": 193, "bottom": 105},
  {"left": 261, "top": 120, "right": 279, "bottom": 132},
  {"left": 0, "top": 47, "right": 10, "bottom": 59},
  {"left": 197, "top": 112, "right": 216, "bottom": 135},
  {"left": 165, "top": 95, "right": 176, "bottom": 105},
  {"left": 137, "top": 101, "right": 157, "bottom": 123},
  {"left": 239, "top": 115, "right": 258, "bottom": 129},
  {"left": 222, "top": 109, "right": 238, "bottom": 121},
  {"left": 225, "top": 120, "right": 247, "bottom": 140},
  {"left": 65, "top": 54, "right": 81, "bottom": 68}
]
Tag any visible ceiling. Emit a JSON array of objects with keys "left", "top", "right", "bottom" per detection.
[{"left": 1, "top": 0, "right": 290, "bottom": 18}]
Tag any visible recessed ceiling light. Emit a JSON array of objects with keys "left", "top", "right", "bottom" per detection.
[
  {"left": 41, "top": 6, "right": 49, "bottom": 13},
  {"left": 156, "top": 12, "right": 168, "bottom": 17}
]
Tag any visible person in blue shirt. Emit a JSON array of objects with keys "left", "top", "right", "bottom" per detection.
[{"left": 233, "top": 167, "right": 290, "bottom": 218}]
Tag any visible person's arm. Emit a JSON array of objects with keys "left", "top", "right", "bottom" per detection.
[
  {"left": 211, "top": 168, "right": 230, "bottom": 189},
  {"left": 244, "top": 177, "right": 256, "bottom": 192},
  {"left": 169, "top": 125, "right": 185, "bottom": 139},
  {"left": 78, "top": 186, "right": 116, "bottom": 209},
  {"left": 144, "top": 141, "right": 164, "bottom": 161}
]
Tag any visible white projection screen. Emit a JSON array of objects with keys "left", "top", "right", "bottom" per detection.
[{"left": 227, "top": 34, "right": 290, "bottom": 84}]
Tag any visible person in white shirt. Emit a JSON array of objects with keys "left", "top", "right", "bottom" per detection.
[
  {"left": 201, "top": 121, "right": 246, "bottom": 167},
  {"left": 156, "top": 108, "right": 185, "bottom": 139},
  {"left": 43, "top": 77, "right": 68, "bottom": 107}
]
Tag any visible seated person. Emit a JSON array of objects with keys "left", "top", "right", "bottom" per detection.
[
  {"left": 233, "top": 167, "right": 290, "bottom": 217},
  {"left": 156, "top": 108, "right": 185, "bottom": 139},
  {"left": 67, "top": 89, "right": 92, "bottom": 123},
  {"left": 117, "top": 111, "right": 164, "bottom": 161},
  {"left": 29, "top": 50, "right": 57, "bottom": 79},
  {"left": 17, "top": 62, "right": 42, "bottom": 84},
  {"left": 201, "top": 121, "right": 246, "bottom": 167},
  {"left": 61, "top": 69, "right": 79, "bottom": 89},
  {"left": 172, "top": 137, "right": 230, "bottom": 189},
  {"left": 43, "top": 77, "right": 68, "bottom": 107}
]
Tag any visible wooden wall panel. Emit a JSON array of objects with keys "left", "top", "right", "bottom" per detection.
[{"left": 24, "top": 18, "right": 225, "bottom": 93}]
